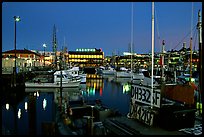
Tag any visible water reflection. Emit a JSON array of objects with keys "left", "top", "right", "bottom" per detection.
[{"left": 2, "top": 74, "right": 131, "bottom": 135}]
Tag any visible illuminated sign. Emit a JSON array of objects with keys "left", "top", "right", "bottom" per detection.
[
  {"left": 123, "top": 52, "right": 137, "bottom": 56},
  {"left": 76, "top": 48, "right": 96, "bottom": 52}
]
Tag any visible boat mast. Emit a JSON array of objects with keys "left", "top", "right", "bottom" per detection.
[
  {"left": 52, "top": 24, "right": 58, "bottom": 69},
  {"left": 151, "top": 2, "right": 154, "bottom": 108},
  {"left": 131, "top": 2, "right": 134, "bottom": 75},
  {"left": 190, "top": 2, "right": 193, "bottom": 82},
  {"left": 161, "top": 40, "right": 165, "bottom": 83},
  {"left": 197, "top": 10, "right": 202, "bottom": 115}
]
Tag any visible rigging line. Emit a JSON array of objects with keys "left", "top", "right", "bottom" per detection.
[
  {"left": 193, "top": 29, "right": 198, "bottom": 50},
  {"left": 172, "top": 25, "right": 197, "bottom": 50}
]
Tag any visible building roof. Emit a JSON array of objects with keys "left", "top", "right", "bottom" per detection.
[{"left": 3, "top": 48, "right": 41, "bottom": 57}]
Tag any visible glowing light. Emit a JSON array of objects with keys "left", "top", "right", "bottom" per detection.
[
  {"left": 18, "top": 109, "right": 21, "bottom": 119},
  {"left": 24, "top": 102, "right": 28, "bottom": 111},
  {"left": 34, "top": 91, "right": 40, "bottom": 97},
  {"left": 37, "top": 91, "right": 39, "bottom": 97},
  {"left": 14, "top": 16, "right": 21, "bottom": 22},
  {"left": 123, "top": 83, "right": 131, "bottom": 94},
  {"left": 6, "top": 103, "right": 9, "bottom": 110},
  {"left": 43, "top": 98, "right": 47, "bottom": 110},
  {"left": 43, "top": 43, "right": 47, "bottom": 48}
]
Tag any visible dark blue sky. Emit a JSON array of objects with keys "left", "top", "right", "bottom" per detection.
[{"left": 2, "top": 2, "right": 202, "bottom": 56}]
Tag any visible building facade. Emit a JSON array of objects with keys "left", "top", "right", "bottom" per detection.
[
  {"left": 2, "top": 49, "right": 43, "bottom": 73},
  {"left": 68, "top": 48, "right": 104, "bottom": 67}
]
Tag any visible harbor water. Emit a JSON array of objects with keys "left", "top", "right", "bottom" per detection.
[{"left": 2, "top": 74, "right": 131, "bottom": 135}]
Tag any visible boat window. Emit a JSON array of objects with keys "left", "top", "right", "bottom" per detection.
[
  {"left": 56, "top": 75, "right": 61, "bottom": 78},
  {"left": 63, "top": 75, "right": 68, "bottom": 79}
]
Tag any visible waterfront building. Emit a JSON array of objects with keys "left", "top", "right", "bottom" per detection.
[
  {"left": 68, "top": 48, "right": 104, "bottom": 67},
  {"left": 2, "top": 49, "right": 43, "bottom": 73}
]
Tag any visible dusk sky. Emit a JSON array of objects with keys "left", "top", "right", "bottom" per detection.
[{"left": 2, "top": 2, "right": 202, "bottom": 56}]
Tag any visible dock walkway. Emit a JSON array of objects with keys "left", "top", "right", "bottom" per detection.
[{"left": 103, "top": 116, "right": 202, "bottom": 135}]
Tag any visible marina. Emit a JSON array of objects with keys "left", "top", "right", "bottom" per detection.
[{"left": 2, "top": 2, "right": 202, "bottom": 135}]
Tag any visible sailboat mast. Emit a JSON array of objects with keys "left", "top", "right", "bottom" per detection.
[
  {"left": 197, "top": 10, "right": 202, "bottom": 115},
  {"left": 151, "top": 2, "right": 154, "bottom": 108},
  {"left": 131, "top": 2, "right": 134, "bottom": 73},
  {"left": 52, "top": 24, "right": 58, "bottom": 69},
  {"left": 190, "top": 2, "right": 193, "bottom": 81}
]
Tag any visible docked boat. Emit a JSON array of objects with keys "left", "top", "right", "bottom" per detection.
[
  {"left": 115, "top": 67, "right": 132, "bottom": 78},
  {"left": 25, "top": 70, "right": 81, "bottom": 88},
  {"left": 98, "top": 66, "right": 116, "bottom": 75},
  {"left": 127, "top": 3, "right": 198, "bottom": 132},
  {"left": 56, "top": 96, "right": 120, "bottom": 135},
  {"left": 64, "top": 67, "right": 87, "bottom": 84},
  {"left": 132, "top": 68, "right": 148, "bottom": 80}
]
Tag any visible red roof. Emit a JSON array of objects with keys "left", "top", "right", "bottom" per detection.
[{"left": 3, "top": 49, "right": 41, "bottom": 57}]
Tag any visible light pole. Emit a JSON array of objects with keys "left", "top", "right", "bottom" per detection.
[
  {"left": 14, "top": 16, "right": 20, "bottom": 87},
  {"left": 43, "top": 43, "right": 47, "bottom": 66}
]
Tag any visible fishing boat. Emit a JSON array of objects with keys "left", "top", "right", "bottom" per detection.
[
  {"left": 25, "top": 70, "right": 81, "bottom": 88},
  {"left": 64, "top": 67, "right": 87, "bottom": 84},
  {"left": 127, "top": 2, "right": 197, "bottom": 131}
]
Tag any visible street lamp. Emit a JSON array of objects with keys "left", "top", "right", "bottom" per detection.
[
  {"left": 14, "top": 16, "right": 20, "bottom": 87},
  {"left": 43, "top": 43, "right": 47, "bottom": 66}
]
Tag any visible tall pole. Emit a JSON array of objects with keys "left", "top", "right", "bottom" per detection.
[
  {"left": 44, "top": 47, "right": 45, "bottom": 66},
  {"left": 14, "top": 17, "right": 17, "bottom": 87},
  {"left": 151, "top": 2, "right": 154, "bottom": 109},
  {"left": 161, "top": 40, "right": 165, "bottom": 83},
  {"left": 190, "top": 2, "right": 193, "bottom": 82},
  {"left": 13, "top": 16, "right": 20, "bottom": 87},
  {"left": 60, "top": 52, "right": 63, "bottom": 110},
  {"left": 52, "top": 25, "right": 57, "bottom": 69},
  {"left": 131, "top": 2, "right": 133, "bottom": 76},
  {"left": 197, "top": 10, "right": 202, "bottom": 115},
  {"left": 43, "top": 43, "right": 46, "bottom": 67}
]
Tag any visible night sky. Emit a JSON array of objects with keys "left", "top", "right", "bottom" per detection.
[{"left": 2, "top": 2, "right": 202, "bottom": 56}]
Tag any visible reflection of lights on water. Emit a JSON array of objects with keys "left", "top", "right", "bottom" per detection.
[
  {"left": 100, "top": 87, "right": 103, "bottom": 96},
  {"left": 87, "top": 87, "right": 95, "bottom": 96},
  {"left": 43, "top": 98, "right": 47, "bottom": 110},
  {"left": 18, "top": 109, "right": 21, "bottom": 119},
  {"left": 123, "top": 83, "right": 131, "bottom": 94},
  {"left": 34, "top": 91, "right": 40, "bottom": 97},
  {"left": 25, "top": 102, "right": 28, "bottom": 111},
  {"left": 6, "top": 103, "right": 9, "bottom": 110}
]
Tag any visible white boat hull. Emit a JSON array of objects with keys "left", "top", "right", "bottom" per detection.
[
  {"left": 116, "top": 71, "right": 131, "bottom": 78},
  {"left": 25, "top": 81, "right": 80, "bottom": 88},
  {"left": 101, "top": 70, "right": 116, "bottom": 75}
]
